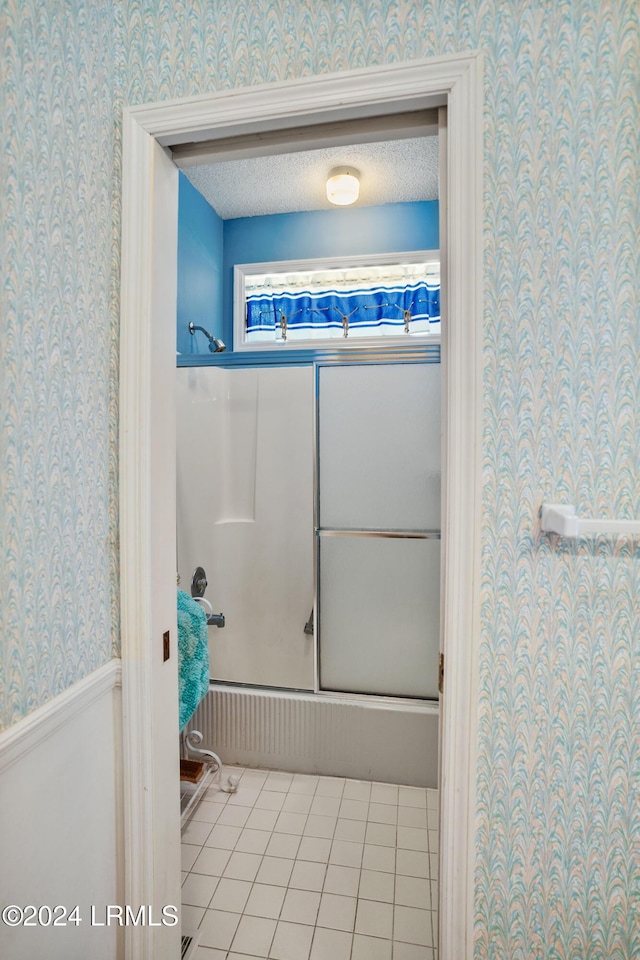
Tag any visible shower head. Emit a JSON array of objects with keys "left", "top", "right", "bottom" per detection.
[{"left": 188, "top": 322, "right": 226, "bottom": 353}]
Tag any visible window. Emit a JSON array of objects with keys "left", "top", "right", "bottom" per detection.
[{"left": 234, "top": 251, "right": 440, "bottom": 350}]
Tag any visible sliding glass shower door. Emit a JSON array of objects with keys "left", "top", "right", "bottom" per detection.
[{"left": 317, "top": 360, "right": 441, "bottom": 700}]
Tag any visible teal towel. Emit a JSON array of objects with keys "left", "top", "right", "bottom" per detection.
[{"left": 177, "top": 589, "right": 210, "bottom": 731}]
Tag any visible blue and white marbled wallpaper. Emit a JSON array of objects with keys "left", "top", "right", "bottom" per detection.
[
  {"left": 1, "top": 0, "right": 120, "bottom": 728},
  {"left": 2, "top": 1, "right": 639, "bottom": 957}
]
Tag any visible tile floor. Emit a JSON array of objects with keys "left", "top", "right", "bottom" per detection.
[{"left": 181, "top": 767, "right": 438, "bottom": 960}]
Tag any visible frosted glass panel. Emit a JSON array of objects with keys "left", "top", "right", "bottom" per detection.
[
  {"left": 318, "top": 362, "right": 440, "bottom": 530},
  {"left": 319, "top": 536, "right": 441, "bottom": 699}
]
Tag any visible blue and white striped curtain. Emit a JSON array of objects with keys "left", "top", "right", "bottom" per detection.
[{"left": 246, "top": 278, "right": 440, "bottom": 342}]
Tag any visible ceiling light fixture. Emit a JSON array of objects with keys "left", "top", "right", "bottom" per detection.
[{"left": 326, "top": 166, "right": 360, "bottom": 206}]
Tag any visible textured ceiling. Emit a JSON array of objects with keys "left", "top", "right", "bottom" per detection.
[{"left": 184, "top": 136, "right": 439, "bottom": 220}]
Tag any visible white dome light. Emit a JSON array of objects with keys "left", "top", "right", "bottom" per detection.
[{"left": 326, "top": 167, "right": 360, "bottom": 206}]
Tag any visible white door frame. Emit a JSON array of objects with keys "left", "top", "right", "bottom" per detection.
[{"left": 120, "top": 54, "right": 483, "bottom": 960}]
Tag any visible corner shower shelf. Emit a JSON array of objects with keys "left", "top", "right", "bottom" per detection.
[{"left": 541, "top": 504, "right": 640, "bottom": 538}]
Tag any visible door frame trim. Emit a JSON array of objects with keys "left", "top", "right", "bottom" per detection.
[{"left": 120, "top": 53, "right": 483, "bottom": 960}]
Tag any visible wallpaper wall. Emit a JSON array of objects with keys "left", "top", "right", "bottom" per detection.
[
  {"left": 2, "top": 1, "right": 639, "bottom": 958},
  {"left": 1, "top": 0, "right": 119, "bottom": 729}
]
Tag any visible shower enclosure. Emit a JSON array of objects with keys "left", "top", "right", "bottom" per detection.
[{"left": 176, "top": 354, "right": 441, "bottom": 786}]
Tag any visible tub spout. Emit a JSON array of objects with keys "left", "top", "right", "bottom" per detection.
[{"left": 207, "top": 612, "right": 225, "bottom": 628}]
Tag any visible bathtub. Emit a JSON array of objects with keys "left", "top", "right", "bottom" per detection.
[{"left": 187, "top": 683, "right": 439, "bottom": 788}]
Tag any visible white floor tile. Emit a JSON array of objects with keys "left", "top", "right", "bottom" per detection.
[
  {"left": 368, "top": 802, "right": 398, "bottom": 825},
  {"left": 395, "top": 876, "right": 431, "bottom": 910},
  {"left": 316, "top": 892, "right": 357, "bottom": 932},
  {"left": 370, "top": 783, "right": 399, "bottom": 805},
  {"left": 244, "top": 883, "right": 287, "bottom": 920},
  {"left": 289, "top": 860, "right": 327, "bottom": 892},
  {"left": 227, "top": 787, "right": 261, "bottom": 807},
  {"left": 265, "top": 832, "right": 301, "bottom": 859},
  {"left": 255, "top": 790, "right": 287, "bottom": 811},
  {"left": 191, "top": 800, "right": 225, "bottom": 824},
  {"left": 209, "top": 878, "right": 252, "bottom": 914},
  {"left": 343, "top": 780, "right": 372, "bottom": 802},
  {"left": 183, "top": 768, "right": 439, "bottom": 959},
  {"left": 255, "top": 856, "right": 295, "bottom": 887},
  {"left": 270, "top": 920, "right": 314, "bottom": 960},
  {"left": 398, "top": 787, "right": 427, "bottom": 809},
  {"left": 204, "top": 786, "right": 230, "bottom": 804},
  {"left": 235, "top": 828, "right": 271, "bottom": 855},
  {"left": 181, "top": 872, "right": 219, "bottom": 908},
  {"left": 238, "top": 769, "right": 269, "bottom": 788},
  {"left": 365, "top": 822, "right": 396, "bottom": 847},
  {"left": 397, "top": 827, "right": 428, "bottom": 852},
  {"left": 355, "top": 898, "right": 393, "bottom": 939},
  {"left": 352, "top": 933, "right": 393, "bottom": 960},
  {"left": 304, "top": 815, "right": 337, "bottom": 839},
  {"left": 198, "top": 908, "right": 241, "bottom": 950},
  {"left": 222, "top": 765, "right": 246, "bottom": 780},
  {"left": 397, "top": 806, "right": 427, "bottom": 829},
  {"left": 334, "top": 818, "right": 366, "bottom": 843},
  {"left": 396, "top": 849, "right": 430, "bottom": 879},
  {"left": 329, "top": 839, "right": 363, "bottom": 868},
  {"left": 217, "top": 804, "right": 252, "bottom": 827},
  {"left": 181, "top": 904, "right": 205, "bottom": 929},
  {"left": 362, "top": 843, "right": 396, "bottom": 873},
  {"left": 223, "top": 851, "right": 262, "bottom": 881},
  {"left": 275, "top": 811, "right": 308, "bottom": 835},
  {"left": 246, "top": 808, "right": 280, "bottom": 832},
  {"left": 205, "top": 823, "right": 242, "bottom": 850},
  {"left": 280, "top": 888, "right": 321, "bottom": 925},
  {"left": 393, "top": 943, "right": 433, "bottom": 959},
  {"left": 338, "top": 798, "right": 369, "bottom": 821},
  {"left": 182, "top": 819, "right": 214, "bottom": 846},
  {"left": 192, "top": 846, "right": 232, "bottom": 877},
  {"left": 298, "top": 836, "right": 332, "bottom": 863},
  {"left": 309, "top": 926, "right": 353, "bottom": 960},
  {"left": 430, "top": 881, "right": 438, "bottom": 911},
  {"left": 181, "top": 843, "right": 202, "bottom": 871},
  {"left": 359, "top": 869, "right": 395, "bottom": 903},
  {"left": 323, "top": 864, "right": 360, "bottom": 897},
  {"left": 310, "top": 795, "right": 341, "bottom": 818},
  {"left": 315, "top": 778, "right": 345, "bottom": 798},
  {"left": 231, "top": 914, "right": 277, "bottom": 956},
  {"left": 228, "top": 954, "right": 268, "bottom": 960},
  {"left": 282, "top": 792, "right": 313, "bottom": 814},
  {"left": 290, "top": 774, "right": 319, "bottom": 795},
  {"left": 264, "top": 772, "right": 294, "bottom": 792},
  {"left": 393, "top": 905, "right": 432, "bottom": 946}
]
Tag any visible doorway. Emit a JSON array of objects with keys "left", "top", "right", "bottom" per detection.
[{"left": 119, "top": 55, "right": 482, "bottom": 960}]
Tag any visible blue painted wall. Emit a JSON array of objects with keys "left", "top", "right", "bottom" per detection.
[
  {"left": 176, "top": 193, "right": 438, "bottom": 362},
  {"left": 176, "top": 172, "right": 224, "bottom": 355},
  {"left": 221, "top": 201, "right": 439, "bottom": 352}
]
